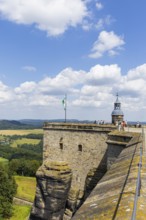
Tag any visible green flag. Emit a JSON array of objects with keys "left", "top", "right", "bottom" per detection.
[{"left": 62, "top": 97, "right": 66, "bottom": 110}]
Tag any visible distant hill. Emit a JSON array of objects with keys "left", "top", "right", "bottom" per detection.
[
  {"left": 19, "top": 119, "right": 45, "bottom": 127},
  {"left": 19, "top": 119, "right": 80, "bottom": 128},
  {"left": 0, "top": 119, "right": 97, "bottom": 130},
  {"left": 0, "top": 120, "right": 35, "bottom": 130}
]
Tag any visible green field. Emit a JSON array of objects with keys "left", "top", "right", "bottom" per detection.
[
  {"left": 14, "top": 176, "right": 36, "bottom": 202},
  {"left": 10, "top": 205, "right": 31, "bottom": 220},
  {"left": 0, "top": 129, "right": 43, "bottom": 149},
  {"left": 11, "top": 138, "right": 41, "bottom": 148},
  {"left": 0, "top": 129, "right": 43, "bottom": 136}
]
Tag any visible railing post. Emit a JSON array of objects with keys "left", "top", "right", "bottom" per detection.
[{"left": 142, "top": 126, "right": 146, "bottom": 153}]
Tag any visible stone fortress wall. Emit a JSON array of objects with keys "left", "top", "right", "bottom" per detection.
[
  {"left": 43, "top": 123, "right": 114, "bottom": 191},
  {"left": 29, "top": 122, "right": 115, "bottom": 219},
  {"left": 30, "top": 123, "right": 143, "bottom": 220}
]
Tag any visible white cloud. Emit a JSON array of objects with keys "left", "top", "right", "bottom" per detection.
[
  {"left": 113, "top": 79, "right": 146, "bottom": 98},
  {"left": 81, "top": 85, "right": 112, "bottom": 96},
  {"left": 95, "top": 1, "right": 103, "bottom": 10},
  {"left": 22, "top": 66, "right": 37, "bottom": 72},
  {"left": 0, "top": 81, "right": 15, "bottom": 103},
  {"left": 86, "top": 64, "right": 121, "bottom": 85},
  {"left": 89, "top": 31, "right": 125, "bottom": 58},
  {"left": 96, "top": 15, "right": 114, "bottom": 30},
  {"left": 28, "top": 94, "right": 59, "bottom": 107},
  {"left": 127, "top": 64, "right": 146, "bottom": 80},
  {"left": 1, "top": 63, "right": 146, "bottom": 121},
  {"left": 15, "top": 81, "right": 37, "bottom": 94},
  {"left": 0, "top": 0, "right": 88, "bottom": 36},
  {"left": 38, "top": 68, "right": 85, "bottom": 94}
]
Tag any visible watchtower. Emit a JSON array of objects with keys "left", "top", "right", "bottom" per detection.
[{"left": 111, "top": 93, "right": 124, "bottom": 124}]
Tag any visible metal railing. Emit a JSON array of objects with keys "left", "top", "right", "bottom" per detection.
[{"left": 131, "top": 127, "right": 144, "bottom": 220}]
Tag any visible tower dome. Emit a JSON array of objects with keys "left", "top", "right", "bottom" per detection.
[{"left": 111, "top": 93, "right": 124, "bottom": 124}]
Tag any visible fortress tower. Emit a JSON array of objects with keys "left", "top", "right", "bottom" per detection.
[{"left": 111, "top": 93, "right": 124, "bottom": 124}]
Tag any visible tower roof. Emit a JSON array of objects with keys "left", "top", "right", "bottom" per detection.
[
  {"left": 115, "top": 93, "right": 120, "bottom": 104},
  {"left": 111, "top": 109, "right": 124, "bottom": 116}
]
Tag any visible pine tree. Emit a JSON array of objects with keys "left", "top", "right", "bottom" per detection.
[{"left": 0, "top": 164, "right": 17, "bottom": 218}]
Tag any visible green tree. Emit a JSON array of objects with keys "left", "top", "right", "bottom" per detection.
[
  {"left": 9, "top": 159, "right": 41, "bottom": 177},
  {"left": 0, "top": 165, "right": 17, "bottom": 218}
]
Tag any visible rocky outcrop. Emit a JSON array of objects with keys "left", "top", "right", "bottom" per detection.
[{"left": 29, "top": 160, "right": 72, "bottom": 220}]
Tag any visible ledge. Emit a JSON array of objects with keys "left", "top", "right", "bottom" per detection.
[
  {"left": 43, "top": 122, "right": 116, "bottom": 132},
  {"left": 106, "top": 140, "right": 128, "bottom": 146}
]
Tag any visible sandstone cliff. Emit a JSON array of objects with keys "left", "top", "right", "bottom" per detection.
[{"left": 29, "top": 161, "right": 72, "bottom": 220}]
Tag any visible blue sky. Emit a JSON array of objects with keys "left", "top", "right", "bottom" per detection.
[{"left": 0, "top": 0, "right": 146, "bottom": 122}]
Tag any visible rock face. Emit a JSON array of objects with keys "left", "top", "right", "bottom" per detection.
[{"left": 29, "top": 160, "right": 72, "bottom": 220}]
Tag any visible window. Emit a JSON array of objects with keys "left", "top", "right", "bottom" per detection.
[
  {"left": 78, "top": 144, "right": 82, "bottom": 152},
  {"left": 60, "top": 143, "right": 63, "bottom": 150},
  {"left": 59, "top": 137, "right": 63, "bottom": 150}
]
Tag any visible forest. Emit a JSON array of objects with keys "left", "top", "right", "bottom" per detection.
[{"left": 0, "top": 129, "right": 43, "bottom": 218}]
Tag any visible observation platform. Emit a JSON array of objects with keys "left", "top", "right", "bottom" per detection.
[{"left": 43, "top": 122, "right": 116, "bottom": 132}]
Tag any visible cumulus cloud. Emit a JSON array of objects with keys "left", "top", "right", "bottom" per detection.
[
  {"left": 15, "top": 81, "right": 37, "bottom": 94},
  {"left": 127, "top": 63, "right": 146, "bottom": 80},
  {"left": 113, "top": 79, "right": 146, "bottom": 98},
  {"left": 28, "top": 94, "right": 59, "bottom": 107},
  {"left": 86, "top": 64, "right": 121, "bottom": 85},
  {"left": 0, "top": 81, "right": 15, "bottom": 103},
  {"left": 38, "top": 68, "right": 85, "bottom": 94},
  {"left": 1, "top": 62, "right": 146, "bottom": 120},
  {"left": 89, "top": 31, "right": 125, "bottom": 58},
  {"left": 0, "top": 0, "right": 88, "bottom": 36},
  {"left": 112, "top": 64, "right": 146, "bottom": 98}
]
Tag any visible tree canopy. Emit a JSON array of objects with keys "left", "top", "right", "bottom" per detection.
[{"left": 0, "top": 165, "right": 17, "bottom": 218}]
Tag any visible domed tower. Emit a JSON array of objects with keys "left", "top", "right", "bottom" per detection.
[{"left": 111, "top": 93, "right": 124, "bottom": 124}]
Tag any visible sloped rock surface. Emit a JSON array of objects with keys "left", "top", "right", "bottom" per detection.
[{"left": 29, "top": 160, "right": 72, "bottom": 220}]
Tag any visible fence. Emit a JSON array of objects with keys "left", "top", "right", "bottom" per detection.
[{"left": 131, "top": 127, "right": 144, "bottom": 220}]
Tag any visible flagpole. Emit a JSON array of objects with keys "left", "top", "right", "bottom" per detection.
[{"left": 65, "top": 94, "right": 67, "bottom": 123}]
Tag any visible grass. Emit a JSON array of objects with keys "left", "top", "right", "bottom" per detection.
[
  {"left": 0, "top": 129, "right": 43, "bottom": 136},
  {"left": 11, "top": 138, "right": 41, "bottom": 148},
  {"left": 14, "top": 176, "right": 36, "bottom": 202},
  {"left": 0, "top": 157, "right": 8, "bottom": 163},
  {"left": 10, "top": 205, "right": 31, "bottom": 220},
  {"left": 0, "top": 157, "right": 9, "bottom": 166}
]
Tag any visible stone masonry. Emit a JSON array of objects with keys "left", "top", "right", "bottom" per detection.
[
  {"left": 43, "top": 123, "right": 114, "bottom": 190},
  {"left": 42, "top": 123, "right": 115, "bottom": 218}
]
